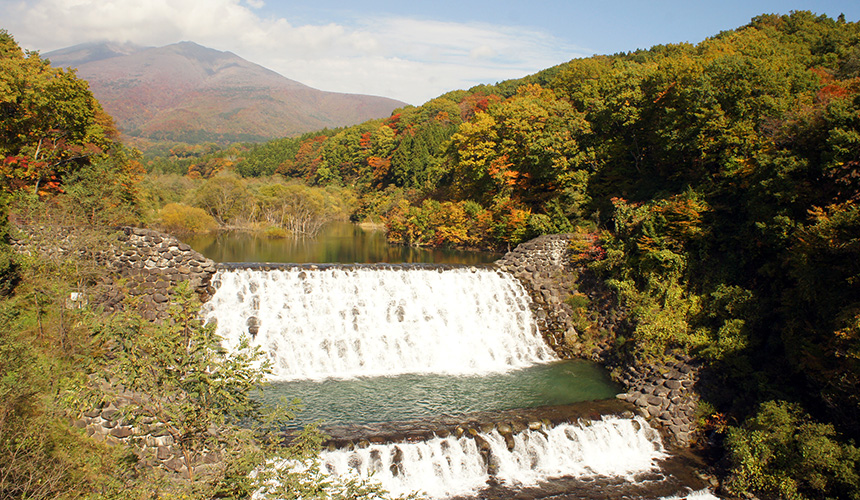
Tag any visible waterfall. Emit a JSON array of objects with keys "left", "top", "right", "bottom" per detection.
[
  {"left": 203, "top": 266, "right": 557, "bottom": 380},
  {"left": 316, "top": 417, "right": 666, "bottom": 499},
  {"left": 206, "top": 263, "right": 714, "bottom": 499}
]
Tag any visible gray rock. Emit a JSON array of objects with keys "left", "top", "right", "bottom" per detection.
[{"left": 110, "top": 426, "right": 134, "bottom": 438}]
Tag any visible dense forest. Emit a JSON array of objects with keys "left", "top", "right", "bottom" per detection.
[{"left": 2, "top": 10, "right": 860, "bottom": 500}]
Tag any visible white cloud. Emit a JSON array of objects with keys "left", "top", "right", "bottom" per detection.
[
  {"left": 1, "top": 0, "right": 588, "bottom": 104},
  {"left": 470, "top": 45, "right": 497, "bottom": 60}
]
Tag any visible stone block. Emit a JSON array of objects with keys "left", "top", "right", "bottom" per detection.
[
  {"left": 164, "top": 457, "right": 185, "bottom": 472},
  {"left": 110, "top": 426, "right": 134, "bottom": 438},
  {"left": 645, "top": 394, "right": 663, "bottom": 406},
  {"left": 153, "top": 434, "right": 174, "bottom": 446}
]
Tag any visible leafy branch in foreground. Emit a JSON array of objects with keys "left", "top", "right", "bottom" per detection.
[
  {"left": 87, "top": 281, "right": 415, "bottom": 499},
  {"left": 89, "top": 281, "right": 269, "bottom": 482}
]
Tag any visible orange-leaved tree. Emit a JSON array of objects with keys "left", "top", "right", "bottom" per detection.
[{"left": 0, "top": 29, "right": 118, "bottom": 195}]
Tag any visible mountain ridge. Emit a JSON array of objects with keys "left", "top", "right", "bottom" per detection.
[{"left": 45, "top": 41, "right": 406, "bottom": 144}]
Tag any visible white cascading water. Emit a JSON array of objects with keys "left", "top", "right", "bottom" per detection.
[
  {"left": 317, "top": 416, "right": 666, "bottom": 499},
  {"left": 203, "top": 266, "right": 557, "bottom": 380},
  {"left": 208, "top": 265, "right": 712, "bottom": 499}
]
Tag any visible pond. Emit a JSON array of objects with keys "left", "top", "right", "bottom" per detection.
[
  {"left": 258, "top": 360, "right": 620, "bottom": 427},
  {"left": 184, "top": 221, "right": 502, "bottom": 265}
]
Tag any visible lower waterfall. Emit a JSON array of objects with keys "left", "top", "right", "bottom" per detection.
[{"left": 318, "top": 417, "right": 665, "bottom": 499}]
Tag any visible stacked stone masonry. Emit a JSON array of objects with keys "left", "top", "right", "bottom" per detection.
[
  {"left": 11, "top": 225, "right": 217, "bottom": 321},
  {"left": 613, "top": 357, "right": 702, "bottom": 448},
  {"left": 12, "top": 225, "right": 219, "bottom": 474},
  {"left": 74, "top": 387, "right": 220, "bottom": 477},
  {"left": 494, "top": 234, "right": 581, "bottom": 358},
  {"left": 108, "top": 227, "right": 217, "bottom": 320},
  {"left": 496, "top": 234, "right": 701, "bottom": 448}
]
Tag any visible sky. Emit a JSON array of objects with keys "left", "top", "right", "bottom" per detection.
[{"left": 2, "top": 0, "right": 859, "bottom": 105}]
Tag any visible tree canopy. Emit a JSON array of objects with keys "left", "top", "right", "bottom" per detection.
[{"left": 0, "top": 30, "right": 119, "bottom": 194}]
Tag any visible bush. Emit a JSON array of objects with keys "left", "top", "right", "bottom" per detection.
[
  {"left": 158, "top": 203, "right": 218, "bottom": 234},
  {"left": 263, "top": 225, "right": 288, "bottom": 238},
  {"left": 725, "top": 400, "right": 860, "bottom": 500}
]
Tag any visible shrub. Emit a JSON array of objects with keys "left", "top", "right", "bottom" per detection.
[
  {"left": 263, "top": 226, "right": 288, "bottom": 238},
  {"left": 725, "top": 400, "right": 860, "bottom": 500},
  {"left": 158, "top": 203, "right": 217, "bottom": 234}
]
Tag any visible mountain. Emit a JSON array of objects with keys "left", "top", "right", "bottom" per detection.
[{"left": 44, "top": 41, "right": 406, "bottom": 144}]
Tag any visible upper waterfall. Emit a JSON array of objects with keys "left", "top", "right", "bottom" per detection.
[{"left": 203, "top": 265, "right": 557, "bottom": 380}]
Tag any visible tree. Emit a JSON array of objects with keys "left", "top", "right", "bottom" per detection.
[
  {"left": 60, "top": 147, "right": 144, "bottom": 226},
  {"left": 92, "top": 283, "right": 269, "bottom": 481},
  {"left": 0, "top": 30, "right": 118, "bottom": 194},
  {"left": 726, "top": 400, "right": 860, "bottom": 500},
  {"left": 192, "top": 175, "right": 250, "bottom": 226}
]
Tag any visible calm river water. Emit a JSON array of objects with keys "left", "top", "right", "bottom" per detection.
[{"left": 184, "top": 221, "right": 502, "bottom": 265}]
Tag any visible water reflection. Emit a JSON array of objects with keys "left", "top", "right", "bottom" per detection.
[{"left": 184, "top": 222, "right": 502, "bottom": 264}]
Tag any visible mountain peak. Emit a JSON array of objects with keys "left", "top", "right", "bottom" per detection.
[
  {"left": 163, "top": 41, "right": 234, "bottom": 60},
  {"left": 43, "top": 41, "right": 406, "bottom": 144},
  {"left": 45, "top": 41, "right": 147, "bottom": 67}
]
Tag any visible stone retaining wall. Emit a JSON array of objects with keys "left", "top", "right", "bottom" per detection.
[
  {"left": 106, "top": 227, "right": 217, "bottom": 320},
  {"left": 614, "top": 357, "right": 702, "bottom": 447},
  {"left": 73, "top": 386, "right": 220, "bottom": 477},
  {"left": 12, "top": 224, "right": 220, "bottom": 474},
  {"left": 11, "top": 225, "right": 216, "bottom": 320},
  {"left": 494, "top": 234, "right": 581, "bottom": 358},
  {"left": 496, "top": 234, "right": 702, "bottom": 448}
]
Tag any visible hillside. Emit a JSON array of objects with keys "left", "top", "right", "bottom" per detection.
[{"left": 44, "top": 41, "right": 406, "bottom": 144}]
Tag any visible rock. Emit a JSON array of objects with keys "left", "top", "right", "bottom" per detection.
[
  {"left": 101, "top": 408, "right": 118, "bottom": 420},
  {"left": 645, "top": 394, "right": 663, "bottom": 406},
  {"left": 110, "top": 426, "right": 134, "bottom": 438},
  {"left": 164, "top": 457, "right": 185, "bottom": 472},
  {"left": 247, "top": 316, "right": 261, "bottom": 337}
]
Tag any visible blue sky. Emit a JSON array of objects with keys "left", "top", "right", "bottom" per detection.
[{"left": 2, "top": 0, "right": 859, "bottom": 105}]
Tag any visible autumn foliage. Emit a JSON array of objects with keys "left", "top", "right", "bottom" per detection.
[{"left": 1, "top": 30, "right": 120, "bottom": 195}]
